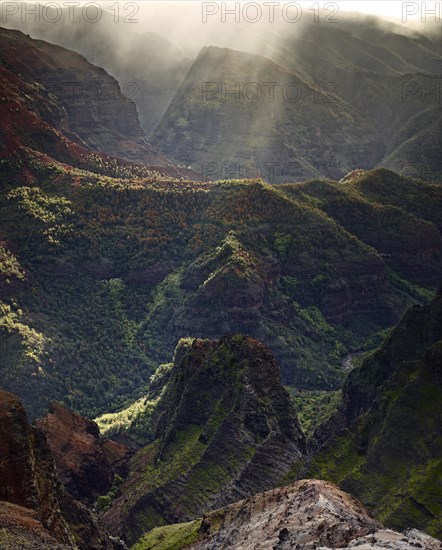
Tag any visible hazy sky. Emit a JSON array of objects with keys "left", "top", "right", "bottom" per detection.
[
  {"left": 2, "top": 0, "right": 437, "bottom": 58},
  {"left": 137, "top": 1, "right": 431, "bottom": 21},
  {"left": 129, "top": 1, "right": 436, "bottom": 53},
  {"left": 24, "top": 1, "right": 430, "bottom": 22},
  {"left": 330, "top": 1, "right": 420, "bottom": 19}
]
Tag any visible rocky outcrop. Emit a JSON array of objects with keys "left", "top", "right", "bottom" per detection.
[
  {"left": 132, "top": 479, "right": 441, "bottom": 549},
  {"left": 101, "top": 335, "right": 306, "bottom": 545},
  {"left": 0, "top": 390, "right": 74, "bottom": 545},
  {"left": 325, "top": 529, "right": 441, "bottom": 550},
  {"left": 36, "top": 403, "right": 132, "bottom": 505},
  {"left": 0, "top": 501, "right": 72, "bottom": 550},
  {"left": 196, "top": 480, "right": 381, "bottom": 550},
  {"left": 0, "top": 390, "right": 127, "bottom": 549}
]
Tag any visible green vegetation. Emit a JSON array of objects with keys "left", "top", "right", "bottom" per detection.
[
  {"left": 308, "top": 290, "right": 442, "bottom": 539},
  {"left": 131, "top": 520, "right": 202, "bottom": 550},
  {"left": 274, "top": 231, "right": 292, "bottom": 258},
  {"left": 309, "top": 350, "right": 442, "bottom": 539},
  {"left": 95, "top": 396, "right": 159, "bottom": 445},
  {"left": 291, "top": 390, "right": 341, "bottom": 437},
  {"left": 120, "top": 424, "right": 208, "bottom": 542},
  {"left": 96, "top": 474, "right": 124, "bottom": 512},
  {"left": 0, "top": 247, "right": 25, "bottom": 282},
  {"left": 385, "top": 267, "right": 435, "bottom": 302},
  {"left": 280, "top": 176, "right": 441, "bottom": 292},
  {"left": 6, "top": 186, "right": 75, "bottom": 247},
  {"left": 2, "top": 24, "right": 441, "bottom": 547},
  {"left": 0, "top": 159, "right": 439, "bottom": 418},
  {"left": 0, "top": 303, "right": 45, "bottom": 375},
  {"left": 135, "top": 425, "right": 206, "bottom": 495}
]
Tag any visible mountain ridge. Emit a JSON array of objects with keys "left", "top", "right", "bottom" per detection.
[
  {"left": 304, "top": 286, "right": 442, "bottom": 538},
  {"left": 101, "top": 334, "right": 306, "bottom": 545},
  {"left": 151, "top": 24, "right": 441, "bottom": 182}
]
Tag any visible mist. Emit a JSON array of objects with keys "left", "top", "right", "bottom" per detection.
[{"left": 1, "top": 0, "right": 440, "bottom": 177}]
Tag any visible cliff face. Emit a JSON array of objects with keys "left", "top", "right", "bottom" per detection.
[
  {"left": 0, "top": 390, "right": 126, "bottom": 550},
  {"left": 0, "top": 27, "right": 162, "bottom": 165},
  {"left": 308, "top": 287, "right": 442, "bottom": 539},
  {"left": 0, "top": 391, "right": 40, "bottom": 508},
  {"left": 101, "top": 335, "right": 306, "bottom": 545},
  {"left": 0, "top": 27, "right": 196, "bottom": 183},
  {"left": 341, "top": 285, "right": 442, "bottom": 424},
  {"left": 131, "top": 480, "right": 441, "bottom": 550},
  {"left": 194, "top": 479, "right": 381, "bottom": 550},
  {"left": 1, "top": 12, "right": 192, "bottom": 137},
  {"left": 36, "top": 403, "right": 131, "bottom": 505}
]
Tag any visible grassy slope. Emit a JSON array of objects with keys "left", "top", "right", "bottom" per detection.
[
  {"left": 309, "top": 345, "right": 442, "bottom": 539},
  {"left": 307, "top": 289, "right": 442, "bottom": 539},
  {"left": 131, "top": 520, "right": 202, "bottom": 550}
]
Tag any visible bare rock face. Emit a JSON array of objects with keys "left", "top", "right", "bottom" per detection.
[
  {"left": 318, "top": 528, "right": 441, "bottom": 550},
  {"left": 36, "top": 403, "right": 131, "bottom": 505},
  {"left": 160, "top": 480, "right": 440, "bottom": 550},
  {"left": 0, "top": 390, "right": 75, "bottom": 546},
  {"left": 0, "top": 390, "right": 127, "bottom": 550},
  {"left": 0, "top": 501, "right": 72, "bottom": 550},
  {"left": 194, "top": 479, "right": 381, "bottom": 550},
  {"left": 0, "top": 390, "right": 40, "bottom": 508}
]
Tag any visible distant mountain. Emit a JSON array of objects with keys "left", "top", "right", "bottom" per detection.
[
  {"left": 151, "top": 45, "right": 382, "bottom": 183},
  {"left": 267, "top": 20, "right": 442, "bottom": 181},
  {"left": 0, "top": 28, "right": 440, "bottom": 423},
  {"left": 1, "top": 10, "right": 192, "bottom": 135},
  {"left": 0, "top": 27, "right": 166, "bottom": 165},
  {"left": 5, "top": 13, "right": 440, "bottom": 181},
  {"left": 151, "top": 20, "right": 441, "bottom": 182}
]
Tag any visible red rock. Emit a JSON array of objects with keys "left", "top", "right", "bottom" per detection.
[{"left": 36, "top": 403, "right": 132, "bottom": 505}]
